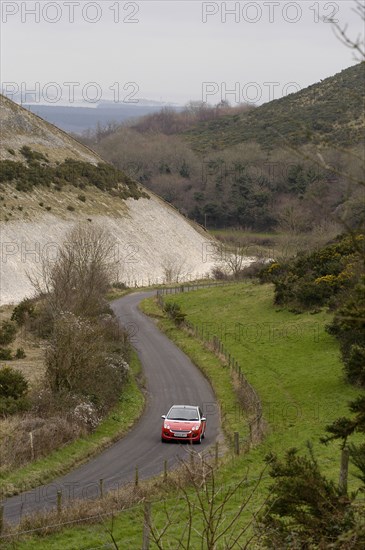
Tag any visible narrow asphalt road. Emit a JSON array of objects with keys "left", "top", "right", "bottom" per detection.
[{"left": 2, "top": 291, "right": 220, "bottom": 524}]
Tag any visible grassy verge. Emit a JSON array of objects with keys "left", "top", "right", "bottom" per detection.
[
  {"left": 4, "top": 282, "right": 361, "bottom": 548},
  {"left": 0, "top": 351, "right": 145, "bottom": 498},
  {"left": 105, "top": 288, "right": 132, "bottom": 301}
]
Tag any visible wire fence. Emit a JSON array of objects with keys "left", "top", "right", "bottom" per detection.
[
  {"left": 117, "top": 271, "right": 216, "bottom": 289},
  {"left": 156, "top": 280, "right": 234, "bottom": 295},
  {"left": 156, "top": 283, "right": 265, "bottom": 447}
]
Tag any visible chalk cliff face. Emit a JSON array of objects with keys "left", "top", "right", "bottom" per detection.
[{"left": 0, "top": 95, "right": 222, "bottom": 305}]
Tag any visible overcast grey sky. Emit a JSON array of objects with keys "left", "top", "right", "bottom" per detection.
[{"left": 0, "top": 1, "right": 363, "bottom": 106}]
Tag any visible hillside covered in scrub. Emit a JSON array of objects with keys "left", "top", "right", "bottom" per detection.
[
  {"left": 186, "top": 62, "right": 365, "bottom": 152},
  {"left": 0, "top": 96, "right": 220, "bottom": 305},
  {"left": 83, "top": 64, "right": 364, "bottom": 232}
]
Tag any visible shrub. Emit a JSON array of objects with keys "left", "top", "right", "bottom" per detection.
[
  {"left": 262, "top": 234, "right": 363, "bottom": 310},
  {"left": 211, "top": 266, "right": 229, "bottom": 280},
  {"left": 45, "top": 313, "right": 128, "bottom": 412},
  {"left": 72, "top": 400, "right": 101, "bottom": 429},
  {"left": 239, "top": 260, "right": 268, "bottom": 279},
  {"left": 0, "top": 160, "right": 26, "bottom": 183},
  {"left": 15, "top": 348, "right": 26, "bottom": 359},
  {"left": 11, "top": 298, "right": 36, "bottom": 326},
  {"left": 20, "top": 145, "right": 48, "bottom": 163},
  {"left": 0, "top": 348, "right": 12, "bottom": 360},
  {"left": 164, "top": 301, "right": 186, "bottom": 325},
  {"left": 113, "top": 281, "right": 128, "bottom": 290},
  {"left": 327, "top": 277, "right": 365, "bottom": 386},
  {"left": 0, "top": 366, "right": 29, "bottom": 415},
  {"left": 67, "top": 205, "right": 75, "bottom": 211},
  {"left": 0, "top": 320, "right": 17, "bottom": 345},
  {"left": 77, "top": 194, "right": 86, "bottom": 202},
  {"left": 0, "top": 153, "right": 144, "bottom": 200},
  {"left": 259, "top": 446, "right": 354, "bottom": 547}
]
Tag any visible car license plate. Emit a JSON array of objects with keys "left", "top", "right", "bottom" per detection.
[{"left": 175, "top": 433, "right": 187, "bottom": 437}]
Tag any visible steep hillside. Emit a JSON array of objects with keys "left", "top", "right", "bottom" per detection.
[
  {"left": 0, "top": 96, "right": 223, "bottom": 305},
  {"left": 186, "top": 63, "right": 365, "bottom": 151},
  {"left": 0, "top": 95, "right": 103, "bottom": 164}
]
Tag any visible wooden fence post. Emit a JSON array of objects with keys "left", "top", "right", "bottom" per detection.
[
  {"left": 164, "top": 459, "right": 168, "bottom": 482},
  {"left": 135, "top": 465, "right": 139, "bottom": 487},
  {"left": 339, "top": 447, "right": 350, "bottom": 494},
  {"left": 190, "top": 450, "right": 194, "bottom": 468},
  {"left": 234, "top": 432, "right": 240, "bottom": 455},
  {"left": 0, "top": 505, "right": 3, "bottom": 535},
  {"left": 57, "top": 490, "right": 62, "bottom": 515},
  {"left": 29, "top": 431, "right": 35, "bottom": 461},
  {"left": 142, "top": 500, "right": 151, "bottom": 550},
  {"left": 99, "top": 478, "right": 104, "bottom": 498}
]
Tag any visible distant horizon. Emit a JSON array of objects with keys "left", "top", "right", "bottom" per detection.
[{"left": 3, "top": 59, "right": 359, "bottom": 110}]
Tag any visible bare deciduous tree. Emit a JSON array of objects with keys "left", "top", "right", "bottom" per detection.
[
  {"left": 161, "top": 255, "right": 191, "bottom": 284},
  {"left": 29, "top": 223, "right": 117, "bottom": 318},
  {"left": 213, "top": 242, "right": 252, "bottom": 279},
  {"left": 329, "top": 0, "right": 365, "bottom": 60},
  {"left": 146, "top": 452, "right": 268, "bottom": 549}
]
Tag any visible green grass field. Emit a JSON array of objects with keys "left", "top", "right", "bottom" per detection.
[{"left": 4, "top": 282, "right": 361, "bottom": 548}]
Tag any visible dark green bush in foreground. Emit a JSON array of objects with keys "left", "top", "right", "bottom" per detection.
[
  {"left": 0, "top": 320, "right": 17, "bottom": 346},
  {"left": 0, "top": 366, "right": 29, "bottom": 416}
]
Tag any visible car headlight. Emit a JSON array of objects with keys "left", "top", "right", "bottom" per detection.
[
  {"left": 165, "top": 424, "right": 170, "bottom": 430},
  {"left": 192, "top": 425, "right": 199, "bottom": 430}
]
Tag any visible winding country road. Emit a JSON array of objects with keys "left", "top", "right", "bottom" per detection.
[{"left": 2, "top": 291, "right": 220, "bottom": 524}]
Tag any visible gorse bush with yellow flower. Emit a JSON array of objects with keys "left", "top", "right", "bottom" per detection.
[{"left": 262, "top": 234, "right": 363, "bottom": 310}]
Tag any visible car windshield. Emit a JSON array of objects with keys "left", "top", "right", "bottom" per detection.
[{"left": 167, "top": 407, "right": 199, "bottom": 421}]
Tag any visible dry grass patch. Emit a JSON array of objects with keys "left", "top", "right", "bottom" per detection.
[{"left": 0, "top": 416, "right": 86, "bottom": 475}]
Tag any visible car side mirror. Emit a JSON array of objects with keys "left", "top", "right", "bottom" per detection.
[
  {"left": 201, "top": 417, "right": 206, "bottom": 422},
  {"left": 161, "top": 415, "right": 166, "bottom": 419}
]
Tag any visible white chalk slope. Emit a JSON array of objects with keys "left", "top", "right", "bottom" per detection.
[{"left": 0, "top": 196, "right": 220, "bottom": 305}]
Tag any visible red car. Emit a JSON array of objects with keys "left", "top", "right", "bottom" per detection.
[{"left": 161, "top": 405, "right": 206, "bottom": 444}]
